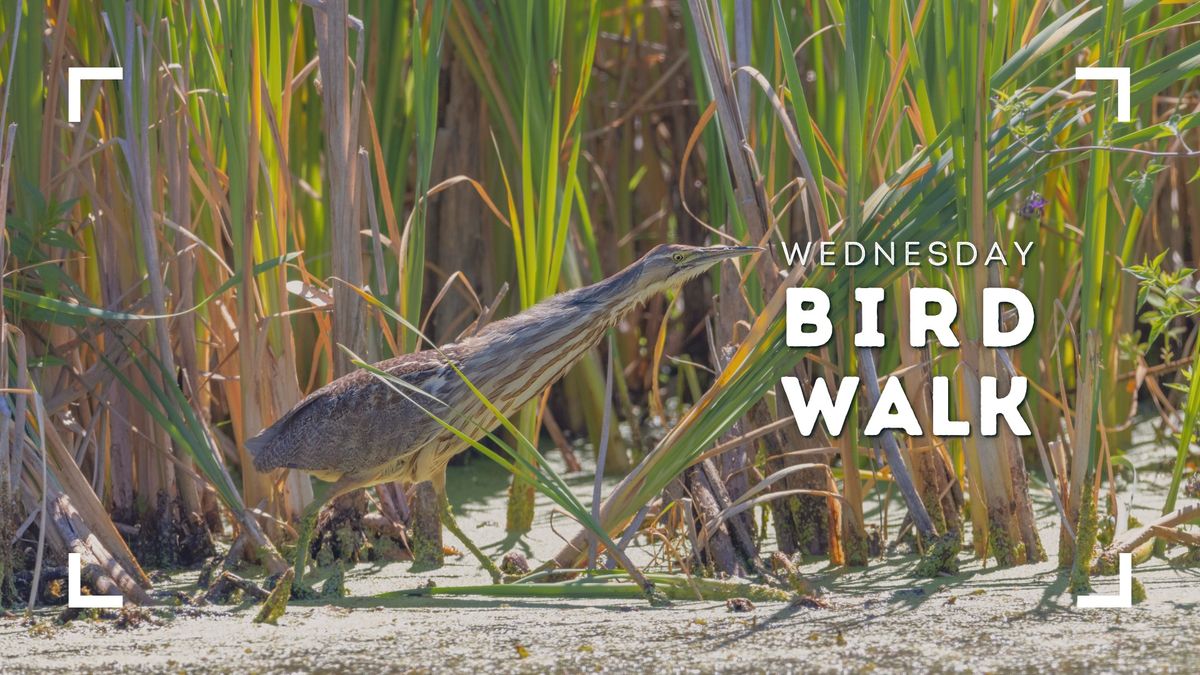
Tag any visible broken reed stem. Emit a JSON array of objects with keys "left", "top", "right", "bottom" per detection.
[
  {"left": 857, "top": 346, "right": 937, "bottom": 541},
  {"left": 1106, "top": 503, "right": 1200, "bottom": 555}
]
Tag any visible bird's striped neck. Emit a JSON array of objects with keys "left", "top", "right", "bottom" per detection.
[{"left": 458, "top": 263, "right": 659, "bottom": 417}]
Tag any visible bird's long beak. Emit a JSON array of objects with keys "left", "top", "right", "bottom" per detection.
[{"left": 696, "top": 245, "right": 764, "bottom": 264}]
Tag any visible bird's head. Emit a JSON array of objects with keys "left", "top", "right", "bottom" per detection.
[{"left": 632, "top": 243, "right": 763, "bottom": 295}]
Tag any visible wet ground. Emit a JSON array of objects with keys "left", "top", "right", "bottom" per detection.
[{"left": 3, "top": 457, "right": 1199, "bottom": 673}]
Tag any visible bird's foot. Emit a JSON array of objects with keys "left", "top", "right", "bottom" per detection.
[
  {"left": 318, "top": 563, "right": 349, "bottom": 598},
  {"left": 289, "top": 582, "right": 319, "bottom": 600},
  {"left": 254, "top": 569, "right": 294, "bottom": 625}
]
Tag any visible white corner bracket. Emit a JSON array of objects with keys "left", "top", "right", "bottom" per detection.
[
  {"left": 1074, "top": 66, "right": 1131, "bottom": 123},
  {"left": 68, "top": 552, "right": 124, "bottom": 609},
  {"left": 67, "top": 67, "right": 124, "bottom": 124},
  {"left": 1076, "top": 552, "right": 1132, "bottom": 609}
]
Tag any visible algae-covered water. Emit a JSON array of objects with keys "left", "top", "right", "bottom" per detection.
[{"left": 3, "top": 443, "right": 1199, "bottom": 673}]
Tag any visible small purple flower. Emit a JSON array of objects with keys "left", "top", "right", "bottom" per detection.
[{"left": 1019, "top": 192, "right": 1047, "bottom": 219}]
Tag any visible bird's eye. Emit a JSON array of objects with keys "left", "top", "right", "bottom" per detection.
[{"left": 672, "top": 252, "right": 685, "bottom": 263}]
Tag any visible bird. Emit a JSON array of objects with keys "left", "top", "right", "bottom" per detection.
[{"left": 247, "top": 243, "right": 762, "bottom": 589}]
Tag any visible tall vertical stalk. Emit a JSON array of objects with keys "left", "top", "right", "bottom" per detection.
[{"left": 1067, "top": 0, "right": 1125, "bottom": 591}]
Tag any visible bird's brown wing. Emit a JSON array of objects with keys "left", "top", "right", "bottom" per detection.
[{"left": 247, "top": 349, "right": 459, "bottom": 477}]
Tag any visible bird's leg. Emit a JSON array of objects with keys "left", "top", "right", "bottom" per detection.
[
  {"left": 291, "top": 479, "right": 339, "bottom": 597},
  {"left": 433, "top": 470, "right": 503, "bottom": 584}
]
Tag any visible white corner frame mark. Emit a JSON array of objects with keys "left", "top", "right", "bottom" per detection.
[
  {"left": 1077, "top": 552, "right": 1132, "bottom": 609},
  {"left": 1074, "top": 66, "right": 1131, "bottom": 123},
  {"left": 68, "top": 552, "right": 124, "bottom": 609},
  {"left": 67, "top": 67, "right": 124, "bottom": 124}
]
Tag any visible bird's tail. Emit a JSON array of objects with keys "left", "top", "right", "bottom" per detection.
[
  {"left": 245, "top": 424, "right": 282, "bottom": 473},
  {"left": 245, "top": 393, "right": 319, "bottom": 473}
]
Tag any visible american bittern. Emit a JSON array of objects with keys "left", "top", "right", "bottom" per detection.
[{"left": 248, "top": 244, "right": 760, "bottom": 587}]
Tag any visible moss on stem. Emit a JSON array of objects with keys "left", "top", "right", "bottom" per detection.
[{"left": 1069, "top": 484, "right": 1099, "bottom": 595}]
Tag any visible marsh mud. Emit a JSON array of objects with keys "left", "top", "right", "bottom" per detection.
[{"left": 3, "top": 455, "right": 1199, "bottom": 673}]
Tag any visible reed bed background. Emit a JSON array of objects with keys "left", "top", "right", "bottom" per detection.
[{"left": 0, "top": 0, "right": 1198, "bottom": 607}]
